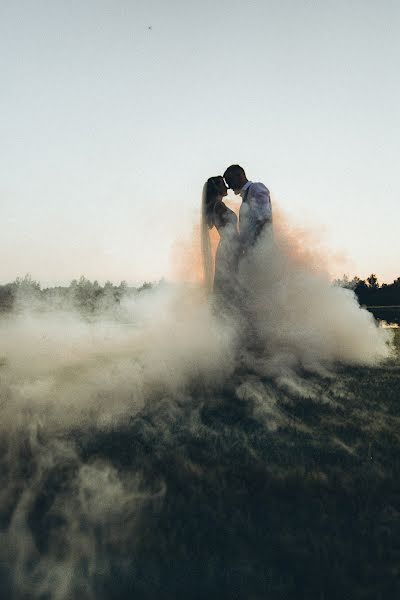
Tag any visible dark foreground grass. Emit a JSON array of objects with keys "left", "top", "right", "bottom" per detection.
[{"left": 1, "top": 333, "right": 399, "bottom": 599}]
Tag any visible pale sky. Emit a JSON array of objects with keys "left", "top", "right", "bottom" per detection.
[{"left": 1, "top": 0, "right": 399, "bottom": 285}]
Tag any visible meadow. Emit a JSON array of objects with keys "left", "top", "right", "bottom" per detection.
[{"left": 0, "top": 321, "right": 398, "bottom": 599}]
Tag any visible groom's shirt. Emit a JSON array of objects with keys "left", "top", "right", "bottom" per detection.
[{"left": 239, "top": 181, "right": 272, "bottom": 248}]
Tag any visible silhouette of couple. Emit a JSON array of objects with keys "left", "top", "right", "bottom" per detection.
[{"left": 202, "top": 164, "right": 272, "bottom": 299}]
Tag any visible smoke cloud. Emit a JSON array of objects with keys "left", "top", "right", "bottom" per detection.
[{"left": 0, "top": 213, "right": 393, "bottom": 598}]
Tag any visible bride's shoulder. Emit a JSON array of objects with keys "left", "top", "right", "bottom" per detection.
[{"left": 213, "top": 199, "right": 226, "bottom": 214}]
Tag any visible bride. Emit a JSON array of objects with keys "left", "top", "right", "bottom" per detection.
[{"left": 201, "top": 176, "right": 241, "bottom": 300}]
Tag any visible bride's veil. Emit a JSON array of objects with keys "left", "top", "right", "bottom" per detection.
[{"left": 201, "top": 181, "right": 214, "bottom": 293}]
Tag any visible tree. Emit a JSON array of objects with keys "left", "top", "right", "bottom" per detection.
[
  {"left": 367, "top": 273, "right": 379, "bottom": 289},
  {"left": 138, "top": 282, "right": 153, "bottom": 292},
  {"left": 333, "top": 274, "right": 351, "bottom": 288},
  {"left": 15, "top": 274, "right": 41, "bottom": 291}
]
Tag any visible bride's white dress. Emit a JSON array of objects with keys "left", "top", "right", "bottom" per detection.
[{"left": 213, "top": 202, "right": 241, "bottom": 299}]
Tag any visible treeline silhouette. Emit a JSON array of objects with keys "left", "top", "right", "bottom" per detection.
[
  {"left": 0, "top": 274, "right": 158, "bottom": 315},
  {"left": 334, "top": 273, "right": 400, "bottom": 325},
  {"left": 1, "top": 273, "right": 399, "bottom": 323},
  {"left": 334, "top": 273, "right": 400, "bottom": 306}
]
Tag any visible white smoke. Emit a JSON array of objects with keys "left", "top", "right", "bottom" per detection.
[
  {"left": 0, "top": 285, "right": 236, "bottom": 423},
  {"left": 235, "top": 228, "right": 391, "bottom": 382},
  {"left": 0, "top": 214, "right": 394, "bottom": 598},
  {"left": 0, "top": 283, "right": 237, "bottom": 598}
]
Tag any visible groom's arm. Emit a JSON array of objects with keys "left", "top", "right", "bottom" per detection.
[
  {"left": 246, "top": 183, "right": 272, "bottom": 246},
  {"left": 250, "top": 183, "right": 272, "bottom": 222}
]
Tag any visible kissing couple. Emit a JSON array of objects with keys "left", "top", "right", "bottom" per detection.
[{"left": 202, "top": 164, "right": 273, "bottom": 300}]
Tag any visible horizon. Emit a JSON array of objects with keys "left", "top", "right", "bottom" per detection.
[{"left": 1, "top": 270, "right": 399, "bottom": 289}]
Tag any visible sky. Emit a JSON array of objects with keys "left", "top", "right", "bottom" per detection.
[{"left": 1, "top": 0, "right": 399, "bottom": 286}]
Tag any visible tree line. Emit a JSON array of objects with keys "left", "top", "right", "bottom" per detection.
[
  {"left": 0, "top": 274, "right": 157, "bottom": 315},
  {"left": 334, "top": 274, "right": 400, "bottom": 306},
  {"left": 1, "top": 272, "right": 399, "bottom": 315}
]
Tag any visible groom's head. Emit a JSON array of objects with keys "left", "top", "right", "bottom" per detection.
[{"left": 223, "top": 164, "right": 248, "bottom": 194}]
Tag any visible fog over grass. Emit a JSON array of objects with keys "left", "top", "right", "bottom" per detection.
[{"left": 0, "top": 224, "right": 396, "bottom": 599}]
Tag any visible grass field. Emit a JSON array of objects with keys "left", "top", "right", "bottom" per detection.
[{"left": 0, "top": 331, "right": 399, "bottom": 599}]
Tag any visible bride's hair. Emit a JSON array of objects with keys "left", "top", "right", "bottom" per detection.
[
  {"left": 201, "top": 177, "right": 220, "bottom": 293},
  {"left": 203, "top": 177, "right": 221, "bottom": 228}
]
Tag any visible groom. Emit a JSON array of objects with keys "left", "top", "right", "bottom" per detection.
[{"left": 223, "top": 164, "right": 272, "bottom": 251}]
